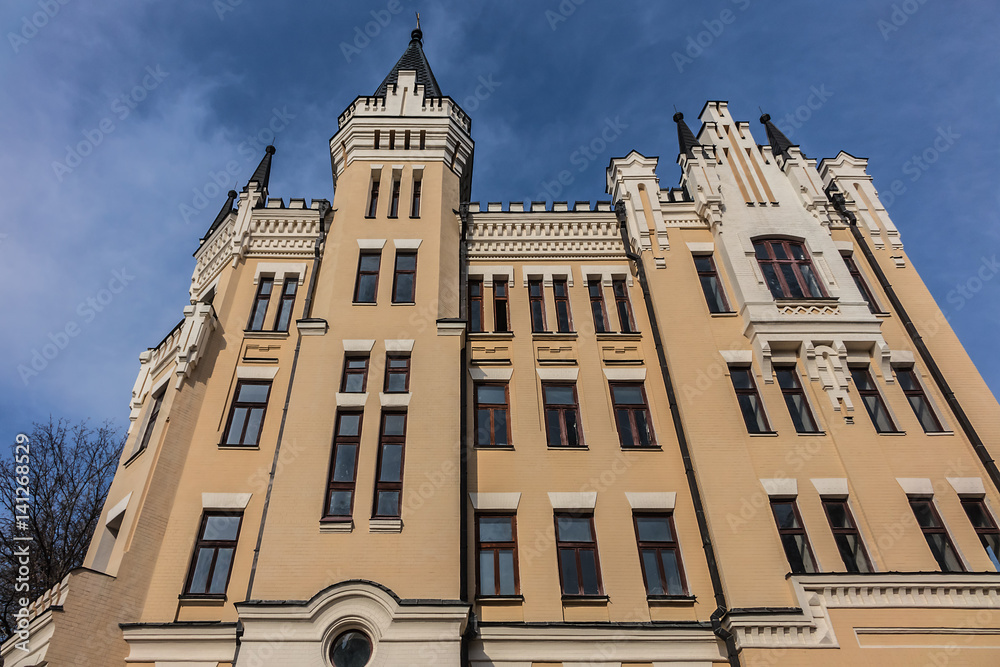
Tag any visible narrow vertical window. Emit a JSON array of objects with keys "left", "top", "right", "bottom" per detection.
[
  {"left": 391, "top": 252, "right": 416, "bottom": 303},
  {"left": 553, "top": 279, "right": 573, "bottom": 333},
  {"left": 474, "top": 383, "right": 510, "bottom": 447},
  {"left": 909, "top": 498, "right": 964, "bottom": 572},
  {"left": 468, "top": 278, "right": 484, "bottom": 333},
  {"left": 610, "top": 383, "right": 655, "bottom": 448},
  {"left": 588, "top": 281, "right": 609, "bottom": 333},
  {"left": 384, "top": 355, "right": 410, "bottom": 393},
  {"left": 222, "top": 380, "right": 271, "bottom": 447},
  {"left": 325, "top": 412, "right": 362, "bottom": 519},
  {"left": 896, "top": 367, "right": 944, "bottom": 432},
  {"left": 753, "top": 239, "right": 826, "bottom": 299},
  {"left": 822, "top": 499, "right": 872, "bottom": 573},
  {"left": 134, "top": 388, "right": 164, "bottom": 456},
  {"left": 388, "top": 178, "right": 400, "bottom": 218},
  {"left": 528, "top": 279, "right": 546, "bottom": 332},
  {"left": 770, "top": 499, "right": 818, "bottom": 574},
  {"left": 477, "top": 514, "right": 519, "bottom": 596},
  {"left": 542, "top": 384, "right": 583, "bottom": 448},
  {"left": 184, "top": 512, "right": 242, "bottom": 596},
  {"left": 844, "top": 254, "right": 878, "bottom": 313},
  {"left": 555, "top": 513, "right": 602, "bottom": 596},
  {"left": 851, "top": 367, "right": 896, "bottom": 433},
  {"left": 272, "top": 277, "right": 298, "bottom": 332},
  {"left": 373, "top": 413, "right": 406, "bottom": 518},
  {"left": 730, "top": 367, "right": 770, "bottom": 434},
  {"left": 493, "top": 281, "right": 510, "bottom": 332},
  {"left": 388, "top": 129, "right": 395, "bottom": 150},
  {"left": 633, "top": 513, "right": 686, "bottom": 595},
  {"left": 419, "top": 129, "right": 426, "bottom": 150},
  {"left": 775, "top": 367, "right": 818, "bottom": 433},
  {"left": 340, "top": 356, "right": 369, "bottom": 393},
  {"left": 404, "top": 129, "right": 411, "bottom": 150},
  {"left": 612, "top": 278, "right": 636, "bottom": 333},
  {"left": 366, "top": 178, "right": 380, "bottom": 218},
  {"left": 353, "top": 252, "right": 380, "bottom": 303},
  {"left": 373, "top": 129, "right": 381, "bottom": 149},
  {"left": 410, "top": 177, "right": 421, "bottom": 217},
  {"left": 247, "top": 277, "right": 273, "bottom": 331},
  {"left": 961, "top": 498, "right": 1000, "bottom": 571},
  {"left": 694, "top": 255, "right": 730, "bottom": 313}
]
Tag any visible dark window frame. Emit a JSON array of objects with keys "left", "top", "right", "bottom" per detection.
[
  {"left": 419, "top": 129, "right": 426, "bottom": 150},
  {"left": 340, "top": 356, "right": 369, "bottom": 393},
  {"left": 895, "top": 367, "right": 944, "bottom": 433},
  {"left": 493, "top": 280, "right": 510, "bottom": 332},
  {"left": 246, "top": 276, "right": 273, "bottom": 331},
  {"left": 553, "top": 278, "right": 573, "bottom": 333},
  {"left": 909, "top": 497, "right": 965, "bottom": 572},
  {"left": 730, "top": 367, "right": 771, "bottom": 434},
  {"left": 366, "top": 177, "right": 380, "bottom": 218},
  {"left": 851, "top": 366, "right": 898, "bottom": 433},
  {"left": 183, "top": 511, "right": 243, "bottom": 597},
  {"left": 770, "top": 499, "right": 819, "bottom": 574},
  {"left": 373, "top": 129, "right": 380, "bottom": 150},
  {"left": 610, "top": 382, "right": 656, "bottom": 448},
  {"left": 404, "top": 129, "right": 411, "bottom": 150},
  {"left": 587, "top": 280, "right": 610, "bottom": 333},
  {"left": 410, "top": 177, "right": 421, "bottom": 218},
  {"left": 633, "top": 512, "right": 687, "bottom": 596},
  {"left": 528, "top": 279, "right": 547, "bottom": 333},
  {"left": 388, "top": 129, "right": 396, "bottom": 150},
  {"left": 774, "top": 366, "right": 819, "bottom": 433},
  {"left": 272, "top": 276, "right": 298, "bottom": 333},
  {"left": 372, "top": 412, "right": 407, "bottom": 519},
  {"left": 221, "top": 380, "right": 271, "bottom": 447},
  {"left": 843, "top": 253, "right": 879, "bottom": 313},
  {"left": 542, "top": 382, "right": 584, "bottom": 448},
  {"left": 383, "top": 354, "right": 411, "bottom": 393},
  {"left": 694, "top": 254, "right": 731, "bottom": 314},
  {"left": 468, "top": 278, "right": 484, "bottom": 333},
  {"left": 960, "top": 497, "right": 1000, "bottom": 571},
  {"left": 388, "top": 177, "right": 401, "bottom": 218},
  {"left": 554, "top": 512, "right": 603, "bottom": 597},
  {"left": 612, "top": 278, "right": 636, "bottom": 333},
  {"left": 391, "top": 251, "right": 417, "bottom": 304},
  {"left": 324, "top": 412, "right": 363, "bottom": 520},
  {"left": 135, "top": 387, "right": 164, "bottom": 457},
  {"left": 474, "top": 382, "right": 511, "bottom": 448},
  {"left": 476, "top": 513, "right": 520, "bottom": 597},
  {"left": 753, "top": 238, "right": 827, "bottom": 300},
  {"left": 353, "top": 252, "right": 381, "bottom": 304},
  {"left": 821, "top": 499, "right": 873, "bottom": 573}
]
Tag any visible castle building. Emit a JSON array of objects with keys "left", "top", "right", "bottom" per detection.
[{"left": 6, "top": 27, "right": 1000, "bottom": 667}]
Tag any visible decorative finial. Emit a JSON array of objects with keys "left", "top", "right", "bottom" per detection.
[
  {"left": 265, "top": 144, "right": 276, "bottom": 155},
  {"left": 411, "top": 12, "right": 422, "bottom": 42},
  {"left": 759, "top": 113, "right": 771, "bottom": 124},
  {"left": 228, "top": 190, "right": 238, "bottom": 199},
  {"left": 672, "top": 111, "right": 684, "bottom": 123}
]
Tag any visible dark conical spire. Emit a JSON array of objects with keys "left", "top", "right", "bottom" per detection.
[
  {"left": 246, "top": 145, "right": 275, "bottom": 192},
  {"left": 373, "top": 21, "right": 442, "bottom": 98},
  {"left": 673, "top": 112, "right": 701, "bottom": 157},
  {"left": 759, "top": 113, "right": 796, "bottom": 158},
  {"left": 200, "top": 189, "right": 238, "bottom": 245}
]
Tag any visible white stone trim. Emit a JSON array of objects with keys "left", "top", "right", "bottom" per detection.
[
  {"left": 897, "top": 478, "right": 934, "bottom": 496},
  {"left": 890, "top": 350, "right": 916, "bottom": 366},
  {"left": 761, "top": 478, "right": 797, "bottom": 497},
  {"left": 721, "top": 350, "right": 753, "bottom": 365},
  {"left": 469, "top": 492, "right": 521, "bottom": 511},
  {"left": 467, "top": 265, "right": 514, "bottom": 288},
  {"left": 581, "top": 264, "right": 633, "bottom": 287},
  {"left": 521, "top": 265, "right": 574, "bottom": 287},
  {"left": 357, "top": 238, "right": 387, "bottom": 250},
  {"left": 252, "top": 261, "right": 307, "bottom": 286},
  {"left": 342, "top": 339, "right": 375, "bottom": 352},
  {"left": 369, "top": 518, "right": 403, "bottom": 533},
  {"left": 547, "top": 492, "right": 597, "bottom": 510},
  {"left": 535, "top": 367, "right": 579, "bottom": 381},
  {"left": 236, "top": 366, "right": 278, "bottom": 380},
  {"left": 385, "top": 339, "right": 414, "bottom": 352},
  {"left": 835, "top": 240, "right": 855, "bottom": 253},
  {"left": 336, "top": 393, "right": 368, "bottom": 407},
  {"left": 105, "top": 492, "right": 132, "bottom": 527},
  {"left": 625, "top": 492, "right": 676, "bottom": 510},
  {"left": 602, "top": 367, "right": 646, "bottom": 381},
  {"left": 469, "top": 367, "right": 514, "bottom": 381},
  {"left": 380, "top": 393, "right": 411, "bottom": 407},
  {"left": 122, "top": 623, "right": 237, "bottom": 663},
  {"left": 393, "top": 239, "right": 422, "bottom": 250},
  {"left": 296, "top": 319, "right": 328, "bottom": 335},
  {"left": 810, "top": 478, "right": 849, "bottom": 497},
  {"left": 202, "top": 492, "right": 252, "bottom": 510},
  {"left": 686, "top": 242, "right": 715, "bottom": 254},
  {"left": 947, "top": 477, "right": 987, "bottom": 497}
]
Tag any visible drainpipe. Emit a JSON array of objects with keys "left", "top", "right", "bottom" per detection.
[
  {"left": 826, "top": 187, "right": 1000, "bottom": 494},
  {"left": 458, "top": 202, "right": 473, "bottom": 667},
  {"left": 615, "top": 201, "right": 741, "bottom": 667}
]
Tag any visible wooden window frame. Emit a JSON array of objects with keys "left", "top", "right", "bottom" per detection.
[
  {"left": 587, "top": 281, "right": 610, "bottom": 333},
  {"left": 475, "top": 513, "right": 520, "bottom": 597},
  {"left": 821, "top": 499, "right": 873, "bottom": 573},
  {"left": 366, "top": 178, "right": 380, "bottom": 218},
  {"left": 542, "top": 383, "right": 584, "bottom": 448},
  {"left": 493, "top": 280, "right": 510, "bottom": 332},
  {"left": 383, "top": 354, "right": 411, "bottom": 393},
  {"left": 468, "top": 278, "right": 484, "bottom": 333},
  {"left": 135, "top": 388, "right": 164, "bottom": 456},
  {"left": 323, "top": 412, "right": 363, "bottom": 521},
  {"left": 246, "top": 276, "right": 273, "bottom": 331},
  {"left": 895, "top": 367, "right": 944, "bottom": 433},
  {"left": 843, "top": 253, "right": 879, "bottom": 313},
  {"left": 909, "top": 497, "right": 965, "bottom": 572},
  {"left": 851, "top": 367, "right": 898, "bottom": 433},
  {"left": 353, "top": 252, "right": 381, "bottom": 304},
  {"left": 729, "top": 367, "right": 771, "bottom": 434},
  {"left": 391, "top": 251, "right": 417, "bottom": 303},
  {"left": 340, "top": 356, "right": 369, "bottom": 393},
  {"left": 610, "top": 382, "right": 656, "bottom": 448},
  {"left": 960, "top": 498, "right": 1000, "bottom": 571},
  {"left": 388, "top": 178, "right": 401, "bottom": 218},
  {"left": 528, "top": 279, "right": 546, "bottom": 333},
  {"left": 183, "top": 511, "right": 243, "bottom": 598},
  {"left": 694, "top": 254, "right": 731, "bottom": 314},
  {"left": 553, "top": 278, "right": 573, "bottom": 333},
  {"left": 612, "top": 278, "right": 636, "bottom": 333},
  {"left": 410, "top": 177, "right": 421, "bottom": 218},
  {"left": 753, "top": 238, "right": 827, "bottom": 300},
  {"left": 633, "top": 512, "right": 687, "bottom": 596},
  {"left": 372, "top": 412, "right": 407, "bottom": 519},
  {"left": 221, "top": 380, "right": 271, "bottom": 447},
  {"left": 272, "top": 276, "right": 298, "bottom": 332},
  {"left": 554, "top": 512, "right": 603, "bottom": 597},
  {"left": 774, "top": 366, "right": 819, "bottom": 433},
  {"left": 770, "top": 499, "right": 818, "bottom": 574},
  {"left": 474, "top": 382, "right": 511, "bottom": 448}
]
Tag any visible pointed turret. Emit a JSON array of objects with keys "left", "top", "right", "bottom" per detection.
[
  {"left": 373, "top": 23, "right": 442, "bottom": 98},
  {"left": 199, "top": 189, "right": 238, "bottom": 246},
  {"left": 246, "top": 144, "right": 275, "bottom": 193},
  {"left": 673, "top": 112, "right": 701, "bottom": 157},
  {"left": 759, "top": 113, "right": 797, "bottom": 158}
]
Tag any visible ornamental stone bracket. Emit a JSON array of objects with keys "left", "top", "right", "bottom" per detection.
[{"left": 174, "top": 303, "right": 217, "bottom": 388}]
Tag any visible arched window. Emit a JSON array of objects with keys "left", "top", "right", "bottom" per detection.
[{"left": 753, "top": 238, "right": 825, "bottom": 299}]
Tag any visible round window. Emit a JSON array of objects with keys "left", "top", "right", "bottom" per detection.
[{"left": 329, "top": 630, "right": 372, "bottom": 667}]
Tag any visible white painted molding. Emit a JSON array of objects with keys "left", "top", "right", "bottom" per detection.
[
  {"left": 947, "top": 477, "right": 987, "bottom": 497},
  {"left": 296, "top": 319, "right": 328, "bottom": 336},
  {"left": 897, "top": 478, "right": 934, "bottom": 496},
  {"left": 686, "top": 241, "right": 715, "bottom": 254},
  {"left": 581, "top": 264, "right": 633, "bottom": 287},
  {"left": 385, "top": 339, "right": 415, "bottom": 352},
  {"left": 625, "top": 492, "right": 676, "bottom": 510},
  {"left": 379, "top": 393, "right": 411, "bottom": 408},
  {"left": 236, "top": 366, "right": 278, "bottom": 380},
  {"left": 369, "top": 518, "right": 403, "bottom": 533},
  {"left": 357, "top": 238, "right": 387, "bottom": 250},
  {"left": 466, "top": 265, "right": 514, "bottom": 288},
  {"left": 602, "top": 367, "right": 646, "bottom": 381},
  {"left": 761, "top": 478, "right": 797, "bottom": 497},
  {"left": 721, "top": 350, "right": 753, "bottom": 365},
  {"left": 890, "top": 350, "right": 915, "bottom": 366},
  {"left": 547, "top": 492, "right": 597, "bottom": 510},
  {"left": 469, "top": 492, "right": 521, "bottom": 510},
  {"left": 469, "top": 367, "right": 514, "bottom": 381},
  {"left": 393, "top": 239, "right": 422, "bottom": 250},
  {"left": 536, "top": 367, "right": 579, "bottom": 381},
  {"left": 336, "top": 393, "right": 368, "bottom": 407},
  {"left": 105, "top": 492, "right": 132, "bottom": 527},
  {"left": 121, "top": 623, "right": 237, "bottom": 663},
  {"left": 252, "top": 261, "right": 307, "bottom": 285},
  {"left": 521, "top": 265, "right": 574, "bottom": 287},
  {"left": 810, "top": 478, "right": 849, "bottom": 497},
  {"left": 834, "top": 240, "right": 855, "bottom": 253},
  {"left": 202, "top": 492, "right": 252, "bottom": 510},
  {"left": 342, "top": 339, "right": 376, "bottom": 352}
]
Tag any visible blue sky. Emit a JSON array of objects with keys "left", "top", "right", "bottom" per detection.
[{"left": 1, "top": 0, "right": 998, "bottom": 447}]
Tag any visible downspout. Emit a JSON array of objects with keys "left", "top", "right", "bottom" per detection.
[
  {"left": 458, "top": 203, "right": 473, "bottom": 667},
  {"left": 826, "top": 187, "right": 1000, "bottom": 494},
  {"left": 615, "top": 201, "right": 741, "bottom": 667}
]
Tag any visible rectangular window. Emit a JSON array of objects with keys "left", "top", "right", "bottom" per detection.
[
  {"left": 494, "top": 281, "right": 510, "bottom": 332},
  {"left": 694, "top": 255, "right": 730, "bottom": 313},
  {"left": 325, "top": 412, "right": 362, "bottom": 519},
  {"left": 961, "top": 498, "right": 1000, "bottom": 571},
  {"left": 340, "top": 356, "right": 369, "bottom": 393},
  {"left": 469, "top": 278, "right": 484, "bottom": 333},
  {"left": 410, "top": 177, "right": 421, "bottom": 217},
  {"left": 135, "top": 388, "right": 164, "bottom": 456},
  {"left": 844, "top": 254, "right": 878, "bottom": 313},
  {"left": 822, "top": 499, "right": 872, "bottom": 573},
  {"left": 528, "top": 279, "right": 546, "bottom": 332},
  {"left": 391, "top": 252, "right": 417, "bottom": 303},
  {"left": 373, "top": 413, "right": 406, "bottom": 518},
  {"left": 388, "top": 129, "right": 396, "bottom": 150},
  {"left": 222, "top": 380, "right": 271, "bottom": 447},
  {"left": 272, "top": 277, "right": 298, "bottom": 332},
  {"left": 366, "top": 178, "right": 380, "bottom": 218},
  {"left": 851, "top": 367, "right": 896, "bottom": 433},
  {"left": 730, "top": 367, "right": 770, "bottom": 434},
  {"left": 610, "top": 383, "right": 655, "bottom": 448},
  {"left": 588, "top": 281, "right": 609, "bottom": 333},
  {"left": 475, "top": 383, "right": 510, "bottom": 447},
  {"left": 354, "top": 252, "right": 381, "bottom": 303},
  {"left": 542, "top": 383, "right": 583, "bottom": 448},
  {"left": 373, "top": 129, "right": 381, "bottom": 149},
  {"left": 388, "top": 178, "right": 400, "bottom": 218},
  {"left": 613, "top": 278, "right": 636, "bottom": 333},
  {"left": 247, "top": 277, "right": 273, "bottom": 331},
  {"left": 896, "top": 367, "right": 944, "bottom": 433},
  {"left": 477, "top": 514, "right": 519, "bottom": 596},
  {"left": 419, "top": 129, "right": 426, "bottom": 150},
  {"left": 184, "top": 512, "right": 242, "bottom": 596},
  {"left": 404, "top": 129, "right": 411, "bottom": 150},
  {"left": 553, "top": 279, "right": 573, "bottom": 333},
  {"left": 633, "top": 513, "right": 686, "bottom": 595},
  {"left": 775, "top": 367, "right": 818, "bottom": 433},
  {"left": 770, "top": 499, "right": 818, "bottom": 574},
  {"left": 555, "top": 513, "right": 602, "bottom": 596},
  {"left": 754, "top": 239, "right": 826, "bottom": 299},
  {"left": 909, "top": 498, "right": 964, "bottom": 572},
  {"left": 384, "top": 355, "right": 410, "bottom": 393}
]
